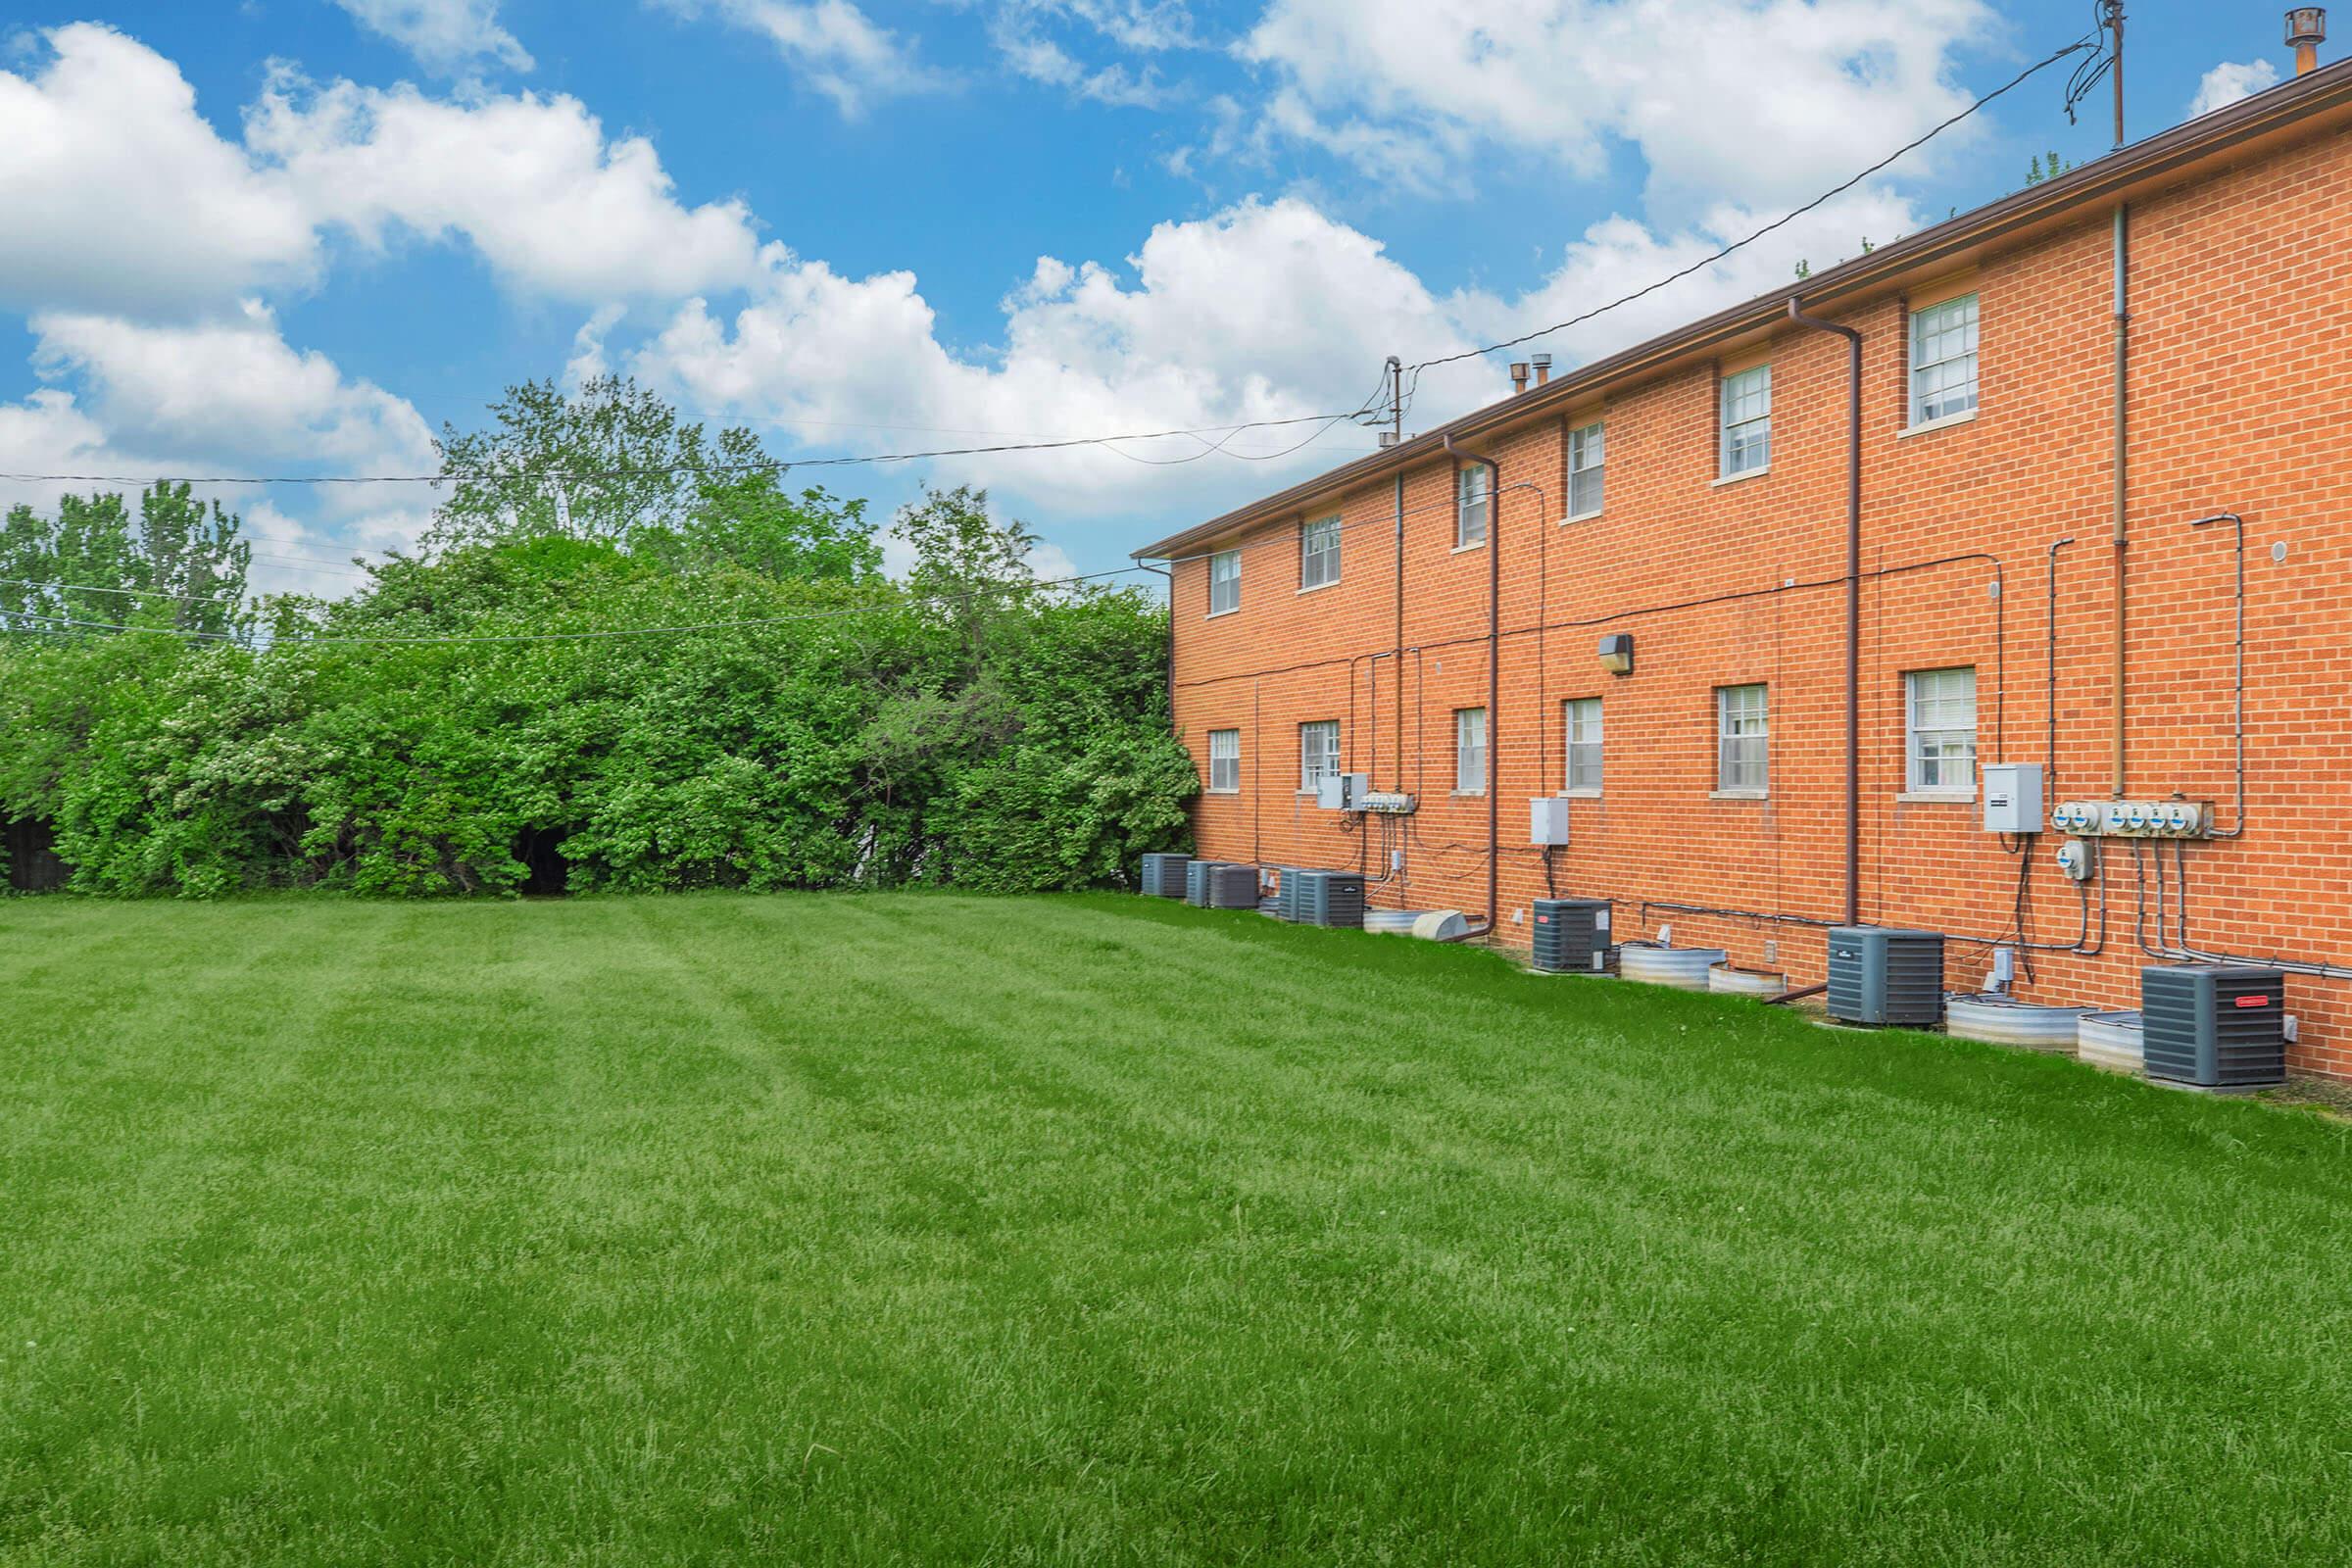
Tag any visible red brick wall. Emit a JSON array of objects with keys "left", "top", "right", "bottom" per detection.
[{"left": 1164, "top": 117, "right": 2352, "bottom": 1077}]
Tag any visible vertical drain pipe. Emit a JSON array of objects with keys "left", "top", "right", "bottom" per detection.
[
  {"left": 1786, "top": 296, "right": 1864, "bottom": 925},
  {"left": 1394, "top": 470, "right": 1406, "bottom": 793},
  {"left": 1443, "top": 433, "right": 1499, "bottom": 936}
]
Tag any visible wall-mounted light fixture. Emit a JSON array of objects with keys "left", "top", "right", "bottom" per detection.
[{"left": 1597, "top": 632, "right": 1634, "bottom": 675}]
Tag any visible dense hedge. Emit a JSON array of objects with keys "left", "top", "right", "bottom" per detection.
[{"left": 0, "top": 389, "right": 1195, "bottom": 897}]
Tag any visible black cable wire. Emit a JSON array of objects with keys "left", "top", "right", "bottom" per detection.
[{"left": 1398, "top": 28, "right": 2103, "bottom": 389}]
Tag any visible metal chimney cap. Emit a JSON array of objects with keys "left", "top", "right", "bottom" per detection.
[
  {"left": 1530, "top": 352, "right": 1554, "bottom": 368},
  {"left": 2287, "top": 7, "right": 2327, "bottom": 46}
]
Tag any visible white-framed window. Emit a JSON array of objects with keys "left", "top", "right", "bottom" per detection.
[
  {"left": 1720, "top": 365, "right": 1772, "bottom": 477},
  {"left": 1207, "top": 550, "right": 1241, "bottom": 615},
  {"left": 1905, "top": 666, "right": 1979, "bottom": 792},
  {"left": 1455, "top": 465, "right": 1490, "bottom": 548},
  {"left": 1716, "top": 683, "right": 1768, "bottom": 794},
  {"left": 1567, "top": 421, "right": 1605, "bottom": 517},
  {"left": 1299, "top": 515, "right": 1341, "bottom": 590},
  {"left": 1207, "top": 728, "right": 1241, "bottom": 793},
  {"left": 1454, "top": 707, "right": 1487, "bottom": 794},
  {"left": 1299, "top": 720, "right": 1341, "bottom": 791},
  {"left": 1564, "top": 698, "right": 1602, "bottom": 793},
  {"left": 1910, "top": 293, "right": 1980, "bottom": 426}
]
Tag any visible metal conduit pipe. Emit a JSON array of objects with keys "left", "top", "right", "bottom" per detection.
[
  {"left": 1442, "top": 432, "right": 1501, "bottom": 937},
  {"left": 2110, "top": 202, "right": 2132, "bottom": 797},
  {"left": 1786, "top": 295, "right": 1864, "bottom": 925},
  {"left": 2045, "top": 535, "right": 2074, "bottom": 796},
  {"left": 2187, "top": 512, "right": 2247, "bottom": 837}
]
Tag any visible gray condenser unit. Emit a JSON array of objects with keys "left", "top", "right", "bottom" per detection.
[
  {"left": 1204, "top": 862, "right": 1260, "bottom": 910},
  {"left": 1140, "top": 852, "right": 1190, "bottom": 898},
  {"left": 1826, "top": 926, "right": 1946, "bottom": 1026},
  {"left": 1532, "top": 898, "right": 1615, "bottom": 973},
  {"left": 1292, "top": 869, "right": 1366, "bottom": 928},
  {"left": 2140, "top": 965, "right": 2287, "bottom": 1090},
  {"left": 1184, "top": 859, "right": 1226, "bottom": 906},
  {"left": 1267, "top": 865, "right": 1306, "bottom": 920}
]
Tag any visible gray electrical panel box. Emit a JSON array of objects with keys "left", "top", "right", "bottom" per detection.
[
  {"left": 1982, "top": 762, "right": 2042, "bottom": 834},
  {"left": 1316, "top": 772, "right": 1368, "bottom": 810},
  {"left": 1529, "top": 797, "right": 1570, "bottom": 846},
  {"left": 1826, "top": 926, "right": 1946, "bottom": 1026}
]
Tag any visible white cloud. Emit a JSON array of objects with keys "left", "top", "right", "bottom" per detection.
[
  {"left": 636, "top": 196, "right": 1472, "bottom": 517},
  {"left": 329, "top": 0, "right": 535, "bottom": 75},
  {"left": 2189, "top": 59, "right": 2279, "bottom": 119},
  {"left": 1235, "top": 0, "right": 2000, "bottom": 210},
  {"left": 29, "top": 301, "right": 437, "bottom": 472},
  {"left": 247, "top": 72, "right": 765, "bottom": 303},
  {"left": 0, "top": 24, "right": 317, "bottom": 316},
  {"left": 987, "top": 0, "right": 1199, "bottom": 108},
  {"left": 650, "top": 1, "right": 939, "bottom": 115}
]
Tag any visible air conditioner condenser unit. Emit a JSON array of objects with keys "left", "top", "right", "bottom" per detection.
[
  {"left": 1826, "top": 927, "right": 1946, "bottom": 1026},
  {"left": 2140, "top": 964, "right": 2286, "bottom": 1091}
]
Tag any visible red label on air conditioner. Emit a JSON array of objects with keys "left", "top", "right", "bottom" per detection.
[
  {"left": 1536, "top": 914, "right": 1549, "bottom": 923},
  {"left": 2234, "top": 995, "right": 2273, "bottom": 1008}
]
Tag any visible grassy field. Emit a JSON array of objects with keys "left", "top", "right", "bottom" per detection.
[{"left": 3, "top": 893, "right": 2350, "bottom": 1565}]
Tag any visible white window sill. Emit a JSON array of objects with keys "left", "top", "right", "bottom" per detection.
[
  {"left": 1205, "top": 788, "right": 1241, "bottom": 796},
  {"left": 1560, "top": 786, "right": 1602, "bottom": 799},
  {"left": 1296, "top": 578, "right": 1341, "bottom": 596},
  {"left": 1558, "top": 509, "right": 1603, "bottom": 525},
  {"left": 1899, "top": 408, "right": 1979, "bottom": 439},
  {"left": 1709, "top": 788, "right": 1769, "bottom": 801},
  {"left": 1450, "top": 789, "right": 1487, "bottom": 798},
  {"left": 1897, "top": 789, "right": 1976, "bottom": 804},
  {"left": 1712, "top": 466, "right": 1770, "bottom": 488},
  {"left": 1450, "top": 538, "right": 1489, "bottom": 554},
  {"left": 1205, "top": 606, "right": 1240, "bottom": 620}
]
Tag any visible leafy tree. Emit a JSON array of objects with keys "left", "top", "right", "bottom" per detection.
[{"left": 0, "top": 484, "right": 251, "bottom": 639}]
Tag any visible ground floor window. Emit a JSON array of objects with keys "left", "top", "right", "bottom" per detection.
[{"left": 1207, "top": 728, "right": 1241, "bottom": 793}]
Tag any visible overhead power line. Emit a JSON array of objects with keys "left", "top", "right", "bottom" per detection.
[{"left": 1397, "top": 27, "right": 2107, "bottom": 396}]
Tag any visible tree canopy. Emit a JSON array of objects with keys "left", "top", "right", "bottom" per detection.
[{"left": 0, "top": 380, "right": 1192, "bottom": 896}]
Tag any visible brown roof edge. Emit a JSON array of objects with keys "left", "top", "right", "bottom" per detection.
[{"left": 1132, "top": 54, "right": 2352, "bottom": 563}]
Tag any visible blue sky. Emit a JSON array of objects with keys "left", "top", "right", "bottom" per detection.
[{"left": 0, "top": 1, "right": 2308, "bottom": 593}]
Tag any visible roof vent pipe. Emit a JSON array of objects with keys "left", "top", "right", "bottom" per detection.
[
  {"left": 2288, "top": 8, "right": 2327, "bottom": 74},
  {"left": 1509, "top": 363, "right": 1531, "bottom": 395},
  {"left": 1531, "top": 352, "right": 1552, "bottom": 387}
]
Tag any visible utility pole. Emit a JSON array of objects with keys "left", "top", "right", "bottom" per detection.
[
  {"left": 1383, "top": 356, "right": 1402, "bottom": 448},
  {"left": 2103, "top": 0, "right": 2126, "bottom": 150}
]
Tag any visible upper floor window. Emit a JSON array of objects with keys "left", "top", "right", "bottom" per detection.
[
  {"left": 1567, "top": 421, "right": 1605, "bottom": 518},
  {"left": 1715, "top": 683, "right": 1769, "bottom": 794},
  {"left": 1455, "top": 466, "right": 1490, "bottom": 548},
  {"left": 1564, "top": 698, "right": 1602, "bottom": 793},
  {"left": 1208, "top": 550, "right": 1241, "bottom": 615},
  {"left": 1207, "top": 728, "right": 1241, "bottom": 793},
  {"left": 1454, "top": 707, "right": 1487, "bottom": 794},
  {"left": 1910, "top": 293, "right": 1980, "bottom": 426},
  {"left": 1299, "top": 720, "right": 1341, "bottom": 791},
  {"left": 1720, "top": 365, "right": 1772, "bottom": 478},
  {"left": 1905, "top": 666, "right": 1979, "bottom": 792},
  {"left": 1300, "top": 515, "right": 1341, "bottom": 590}
]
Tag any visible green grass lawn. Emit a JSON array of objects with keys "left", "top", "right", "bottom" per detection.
[{"left": 4, "top": 893, "right": 2351, "bottom": 1566}]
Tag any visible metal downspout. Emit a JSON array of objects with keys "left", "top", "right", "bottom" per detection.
[
  {"left": 1443, "top": 433, "right": 1499, "bottom": 937},
  {"left": 1786, "top": 296, "right": 1864, "bottom": 925},
  {"left": 2111, "top": 203, "right": 2132, "bottom": 797}
]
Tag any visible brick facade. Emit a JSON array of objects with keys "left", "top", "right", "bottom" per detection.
[{"left": 1145, "top": 87, "right": 2352, "bottom": 1077}]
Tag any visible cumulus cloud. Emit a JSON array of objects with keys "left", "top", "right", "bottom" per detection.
[
  {"left": 649, "top": 0, "right": 939, "bottom": 114},
  {"left": 329, "top": 0, "right": 535, "bottom": 74},
  {"left": 29, "top": 301, "right": 437, "bottom": 472},
  {"left": 635, "top": 196, "right": 1473, "bottom": 515},
  {"left": 2188, "top": 59, "right": 2279, "bottom": 119},
  {"left": 1235, "top": 0, "right": 2000, "bottom": 210},
  {"left": 246, "top": 72, "right": 765, "bottom": 303},
  {"left": 0, "top": 24, "right": 317, "bottom": 315}
]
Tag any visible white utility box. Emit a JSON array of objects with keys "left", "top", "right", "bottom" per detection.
[
  {"left": 1982, "top": 762, "right": 2042, "bottom": 834},
  {"left": 1316, "top": 772, "right": 1367, "bottom": 810},
  {"left": 1529, "top": 797, "right": 1571, "bottom": 846}
]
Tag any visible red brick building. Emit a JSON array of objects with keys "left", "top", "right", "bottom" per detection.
[{"left": 1134, "top": 53, "right": 2352, "bottom": 1077}]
